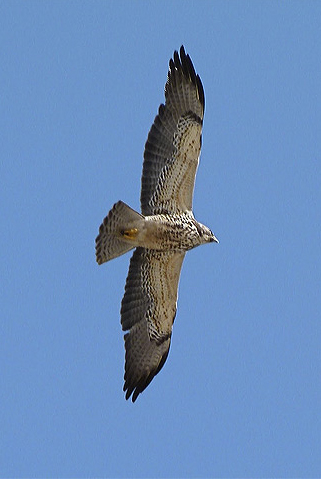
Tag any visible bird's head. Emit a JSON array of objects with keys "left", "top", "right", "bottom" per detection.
[{"left": 198, "top": 223, "right": 219, "bottom": 245}]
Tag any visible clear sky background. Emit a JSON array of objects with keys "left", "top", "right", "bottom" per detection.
[{"left": 1, "top": 1, "right": 321, "bottom": 477}]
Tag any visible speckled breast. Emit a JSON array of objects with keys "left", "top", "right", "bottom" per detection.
[{"left": 143, "top": 212, "right": 202, "bottom": 251}]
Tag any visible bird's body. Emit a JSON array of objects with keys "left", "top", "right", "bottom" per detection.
[
  {"left": 96, "top": 46, "right": 218, "bottom": 402},
  {"left": 118, "top": 210, "right": 215, "bottom": 252}
]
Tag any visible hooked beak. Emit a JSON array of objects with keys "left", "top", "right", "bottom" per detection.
[{"left": 211, "top": 234, "right": 219, "bottom": 244}]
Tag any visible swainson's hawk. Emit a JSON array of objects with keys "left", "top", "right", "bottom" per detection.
[{"left": 96, "top": 46, "right": 218, "bottom": 402}]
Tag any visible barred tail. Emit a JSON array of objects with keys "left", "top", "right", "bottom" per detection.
[{"left": 96, "top": 201, "right": 144, "bottom": 264}]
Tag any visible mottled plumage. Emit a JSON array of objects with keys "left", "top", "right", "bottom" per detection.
[{"left": 96, "top": 46, "right": 218, "bottom": 402}]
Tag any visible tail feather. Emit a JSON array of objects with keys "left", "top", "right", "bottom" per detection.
[{"left": 96, "top": 201, "right": 144, "bottom": 264}]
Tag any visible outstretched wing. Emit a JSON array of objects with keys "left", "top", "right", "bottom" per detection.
[
  {"left": 120, "top": 247, "right": 185, "bottom": 402},
  {"left": 141, "top": 45, "right": 205, "bottom": 216}
]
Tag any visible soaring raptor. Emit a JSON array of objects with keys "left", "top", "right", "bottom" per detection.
[{"left": 96, "top": 46, "right": 218, "bottom": 402}]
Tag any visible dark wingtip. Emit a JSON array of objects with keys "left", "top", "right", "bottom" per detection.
[
  {"left": 196, "top": 74, "right": 205, "bottom": 112},
  {"left": 169, "top": 45, "right": 205, "bottom": 114},
  {"left": 123, "top": 336, "right": 172, "bottom": 403}
]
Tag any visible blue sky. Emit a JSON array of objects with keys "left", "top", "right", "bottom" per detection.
[{"left": 1, "top": 1, "right": 321, "bottom": 477}]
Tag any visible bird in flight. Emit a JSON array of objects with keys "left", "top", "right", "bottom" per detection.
[{"left": 96, "top": 46, "right": 218, "bottom": 402}]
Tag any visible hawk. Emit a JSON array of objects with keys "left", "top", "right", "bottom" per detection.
[{"left": 96, "top": 46, "right": 218, "bottom": 402}]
